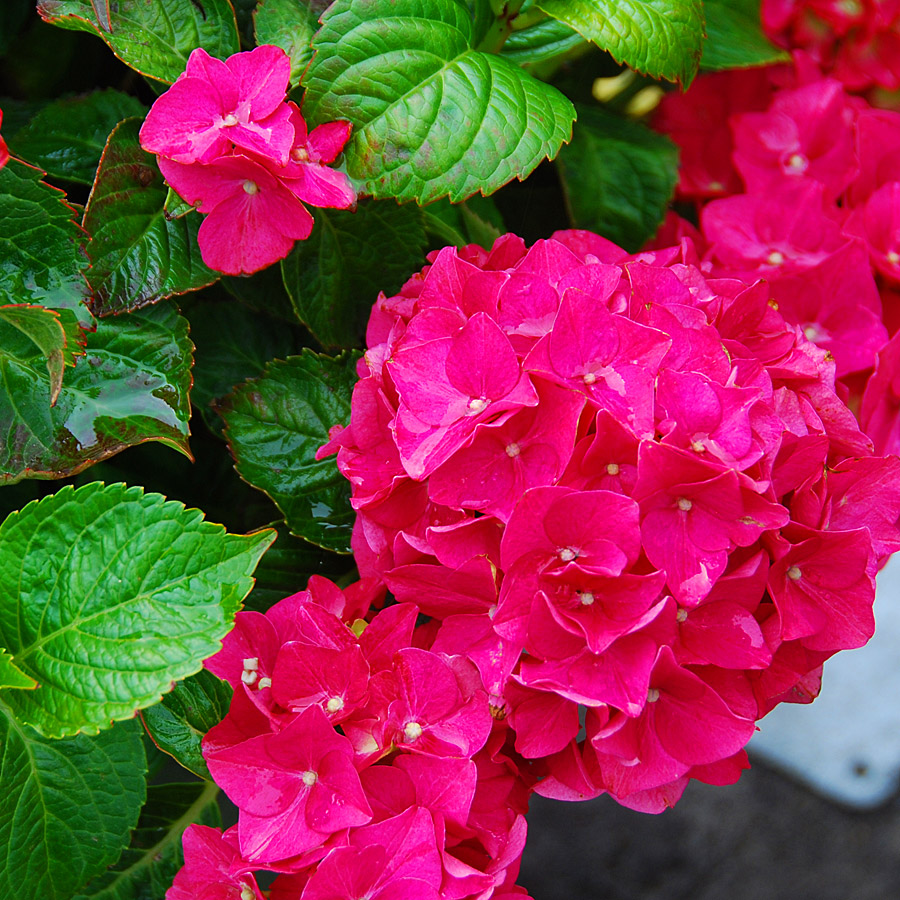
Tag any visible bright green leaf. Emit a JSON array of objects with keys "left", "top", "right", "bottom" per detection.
[
  {"left": 0, "top": 304, "right": 83, "bottom": 404},
  {"left": 73, "top": 781, "right": 221, "bottom": 900},
  {"left": 701, "top": 0, "right": 789, "bottom": 70},
  {"left": 84, "top": 119, "right": 218, "bottom": 316},
  {"left": 0, "top": 481, "right": 275, "bottom": 737},
  {"left": 222, "top": 351, "right": 359, "bottom": 553},
  {"left": 0, "top": 158, "right": 91, "bottom": 327},
  {"left": 0, "top": 713, "right": 146, "bottom": 900},
  {"left": 36, "top": 0, "right": 240, "bottom": 85},
  {"left": 304, "top": 0, "right": 575, "bottom": 203},
  {"left": 281, "top": 200, "right": 428, "bottom": 350},
  {"left": 7, "top": 90, "right": 146, "bottom": 185},
  {"left": 502, "top": 16, "right": 585, "bottom": 65},
  {"left": 141, "top": 670, "right": 232, "bottom": 779},
  {"left": 0, "top": 649, "right": 38, "bottom": 690},
  {"left": 254, "top": 0, "right": 318, "bottom": 84},
  {"left": 557, "top": 103, "right": 678, "bottom": 251},
  {"left": 535, "top": 0, "right": 705, "bottom": 87},
  {"left": 0, "top": 301, "right": 194, "bottom": 484}
]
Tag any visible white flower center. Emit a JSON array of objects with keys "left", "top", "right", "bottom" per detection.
[
  {"left": 647, "top": 688, "right": 660, "bottom": 703},
  {"left": 583, "top": 372, "right": 597, "bottom": 385},
  {"left": 578, "top": 591, "right": 595, "bottom": 606},
  {"left": 505, "top": 442, "right": 521, "bottom": 458},
  {"left": 404, "top": 721, "right": 423, "bottom": 742},
  {"left": 240, "top": 669, "right": 257, "bottom": 686},
  {"left": 301, "top": 769, "right": 318, "bottom": 787},
  {"left": 242, "top": 180, "right": 259, "bottom": 195},
  {"left": 691, "top": 439, "right": 706, "bottom": 453},
  {"left": 242, "top": 657, "right": 259, "bottom": 671},
  {"left": 240, "top": 886, "right": 256, "bottom": 900},
  {"left": 326, "top": 696, "right": 345, "bottom": 713},
  {"left": 606, "top": 463, "right": 620, "bottom": 475},
  {"left": 786, "top": 153, "right": 808, "bottom": 173},
  {"left": 676, "top": 608, "right": 688, "bottom": 623},
  {"left": 767, "top": 250, "right": 785, "bottom": 266},
  {"left": 558, "top": 547, "right": 578, "bottom": 562},
  {"left": 291, "top": 146, "right": 310, "bottom": 162},
  {"left": 257, "top": 676, "right": 272, "bottom": 690},
  {"left": 223, "top": 113, "right": 239, "bottom": 127},
  {"left": 677, "top": 497, "right": 693, "bottom": 512},
  {"left": 888, "top": 251, "right": 900, "bottom": 266},
  {"left": 787, "top": 565, "right": 802, "bottom": 581},
  {"left": 466, "top": 397, "right": 488, "bottom": 415}
]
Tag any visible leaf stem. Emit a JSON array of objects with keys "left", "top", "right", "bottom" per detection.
[{"left": 478, "top": 0, "right": 530, "bottom": 53}]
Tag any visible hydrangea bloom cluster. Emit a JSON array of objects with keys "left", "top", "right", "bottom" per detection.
[
  {"left": 172, "top": 576, "right": 531, "bottom": 900},
  {"left": 139, "top": 46, "right": 355, "bottom": 276},
  {"left": 761, "top": 0, "right": 900, "bottom": 89},
  {"left": 655, "top": 58, "right": 900, "bottom": 457},
  {"left": 317, "top": 229, "right": 900, "bottom": 814}
]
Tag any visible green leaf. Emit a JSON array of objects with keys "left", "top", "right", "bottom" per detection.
[
  {"left": 0, "top": 649, "right": 38, "bottom": 691},
  {"left": 0, "top": 304, "right": 84, "bottom": 404},
  {"left": 424, "top": 196, "right": 504, "bottom": 250},
  {"left": 222, "top": 263, "right": 300, "bottom": 324},
  {"left": 0, "top": 158, "right": 91, "bottom": 327},
  {"left": 557, "top": 104, "right": 678, "bottom": 251},
  {"left": 7, "top": 90, "right": 146, "bottom": 186},
  {"left": 254, "top": 0, "right": 318, "bottom": 85},
  {"left": 281, "top": 200, "right": 427, "bottom": 350},
  {"left": 502, "top": 16, "right": 585, "bottom": 65},
  {"left": 84, "top": 118, "right": 218, "bottom": 316},
  {"left": 0, "top": 301, "right": 194, "bottom": 484},
  {"left": 243, "top": 522, "right": 351, "bottom": 613},
  {"left": 304, "top": 0, "right": 575, "bottom": 203},
  {"left": 535, "top": 0, "right": 705, "bottom": 87},
  {"left": 0, "top": 714, "right": 146, "bottom": 900},
  {"left": 222, "top": 351, "right": 359, "bottom": 553},
  {"left": 36, "top": 0, "right": 240, "bottom": 85},
  {"left": 701, "top": 0, "right": 789, "bottom": 70},
  {"left": 73, "top": 781, "right": 221, "bottom": 900},
  {"left": 0, "top": 481, "right": 275, "bottom": 737},
  {"left": 140, "top": 670, "right": 232, "bottom": 779}
]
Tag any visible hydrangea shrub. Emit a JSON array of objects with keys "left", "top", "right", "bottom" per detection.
[{"left": 1, "top": 1, "right": 900, "bottom": 899}]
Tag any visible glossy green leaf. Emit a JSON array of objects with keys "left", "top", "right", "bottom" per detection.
[
  {"left": 243, "top": 523, "right": 351, "bottom": 613},
  {"left": 701, "top": 0, "right": 790, "bottom": 70},
  {"left": 304, "top": 0, "right": 575, "bottom": 203},
  {"left": 0, "top": 713, "right": 146, "bottom": 900},
  {"left": 0, "top": 481, "right": 275, "bottom": 737},
  {"left": 187, "top": 296, "right": 307, "bottom": 429},
  {"left": 222, "top": 350, "right": 359, "bottom": 553},
  {"left": 85, "top": 119, "right": 218, "bottom": 316},
  {"left": 557, "top": 104, "right": 678, "bottom": 251},
  {"left": 0, "top": 649, "right": 38, "bottom": 690},
  {"left": 535, "top": 0, "right": 705, "bottom": 87},
  {"left": 74, "top": 781, "right": 221, "bottom": 900},
  {"left": 0, "top": 301, "right": 194, "bottom": 484},
  {"left": 254, "top": 0, "right": 318, "bottom": 84},
  {"left": 222, "top": 263, "right": 300, "bottom": 323},
  {"left": 36, "top": 0, "right": 240, "bottom": 85},
  {"left": 502, "top": 16, "right": 585, "bottom": 65},
  {"left": 7, "top": 90, "right": 146, "bottom": 185},
  {"left": 282, "top": 200, "right": 428, "bottom": 350},
  {"left": 141, "top": 670, "right": 232, "bottom": 779},
  {"left": 423, "top": 196, "right": 505, "bottom": 250},
  {"left": 0, "top": 158, "right": 91, "bottom": 326},
  {"left": 0, "top": 303, "right": 84, "bottom": 404}
]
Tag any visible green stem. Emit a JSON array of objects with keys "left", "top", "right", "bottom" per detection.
[{"left": 478, "top": 0, "right": 530, "bottom": 53}]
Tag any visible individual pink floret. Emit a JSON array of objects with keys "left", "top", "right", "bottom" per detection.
[{"left": 167, "top": 825, "right": 265, "bottom": 900}]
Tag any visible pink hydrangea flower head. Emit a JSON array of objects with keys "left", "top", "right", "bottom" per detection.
[
  {"left": 140, "top": 46, "right": 294, "bottom": 166},
  {"left": 0, "top": 108, "right": 9, "bottom": 170},
  {"left": 167, "top": 825, "right": 264, "bottom": 900}
]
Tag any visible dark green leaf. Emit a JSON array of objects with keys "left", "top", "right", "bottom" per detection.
[
  {"left": 254, "top": 0, "right": 318, "bottom": 84},
  {"left": 535, "top": 0, "right": 705, "bottom": 87},
  {"left": 222, "top": 350, "right": 359, "bottom": 553},
  {"left": 502, "top": 16, "right": 585, "bottom": 65},
  {"left": 557, "top": 104, "right": 678, "bottom": 251},
  {"left": 0, "top": 714, "right": 146, "bottom": 900},
  {"left": 74, "top": 781, "right": 220, "bottom": 900},
  {"left": 84, "top": 119, "right": 218, "bottom": 316},
  {"left": 0, "top": 304, "right": 84, "bottom": 404},
  {"left": 223, "top": 263, "right": 300, "bottom": 323},
  {"left": 8, "top": 90, "right": 146, "bottom": 185},
  {"left": 304, "top": 0, "right": 575, "bottom": 203},
  {"left": 281, "top": 200, "right": 427, "bottom": 350},
  {"left": 0, "top": 158, "right": 91, "bottom": 326},
  {"left": 0, "top": 481, "right": 275, "bottom": 737},
  {"left": 141, "top": 671, "right": 232, "bottom": 779},
  {"left": 0, "top": 301, "right": 194, "bottom": 484},
  {"left": 243, "top": 523, "right": 350, "bottom": 612},
  {"left": 187, "top": 296, "right": 307, "bottom": 428},
  {"left": 36, "top": 0, "right": 240, "bottom": 85},
  {"left": 701, "top": 0, "right": 789, "bottom": 70},
  {"left": 424, "top": 196, "right": 504, "bottom": 250}
]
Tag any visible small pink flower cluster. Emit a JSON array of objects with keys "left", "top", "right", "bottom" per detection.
[
  {"left": 139, "top": 46, "right": 355, "bottom": 276},
  {"left": 655, "top": 61, "right": 900, "bottom": 456},
  {"left": 170, "top": 577, "right": 530, "bottom": 900},
  {"left": 762, "top": 0, "right": 900, "bottom": 90},
  {"left": 318, "top": 230, "right": 900, "bottom": 814}
]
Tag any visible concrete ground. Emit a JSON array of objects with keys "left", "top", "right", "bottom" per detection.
[{"left": 519, "top": 756, "right": 900, "bottom": 900}]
